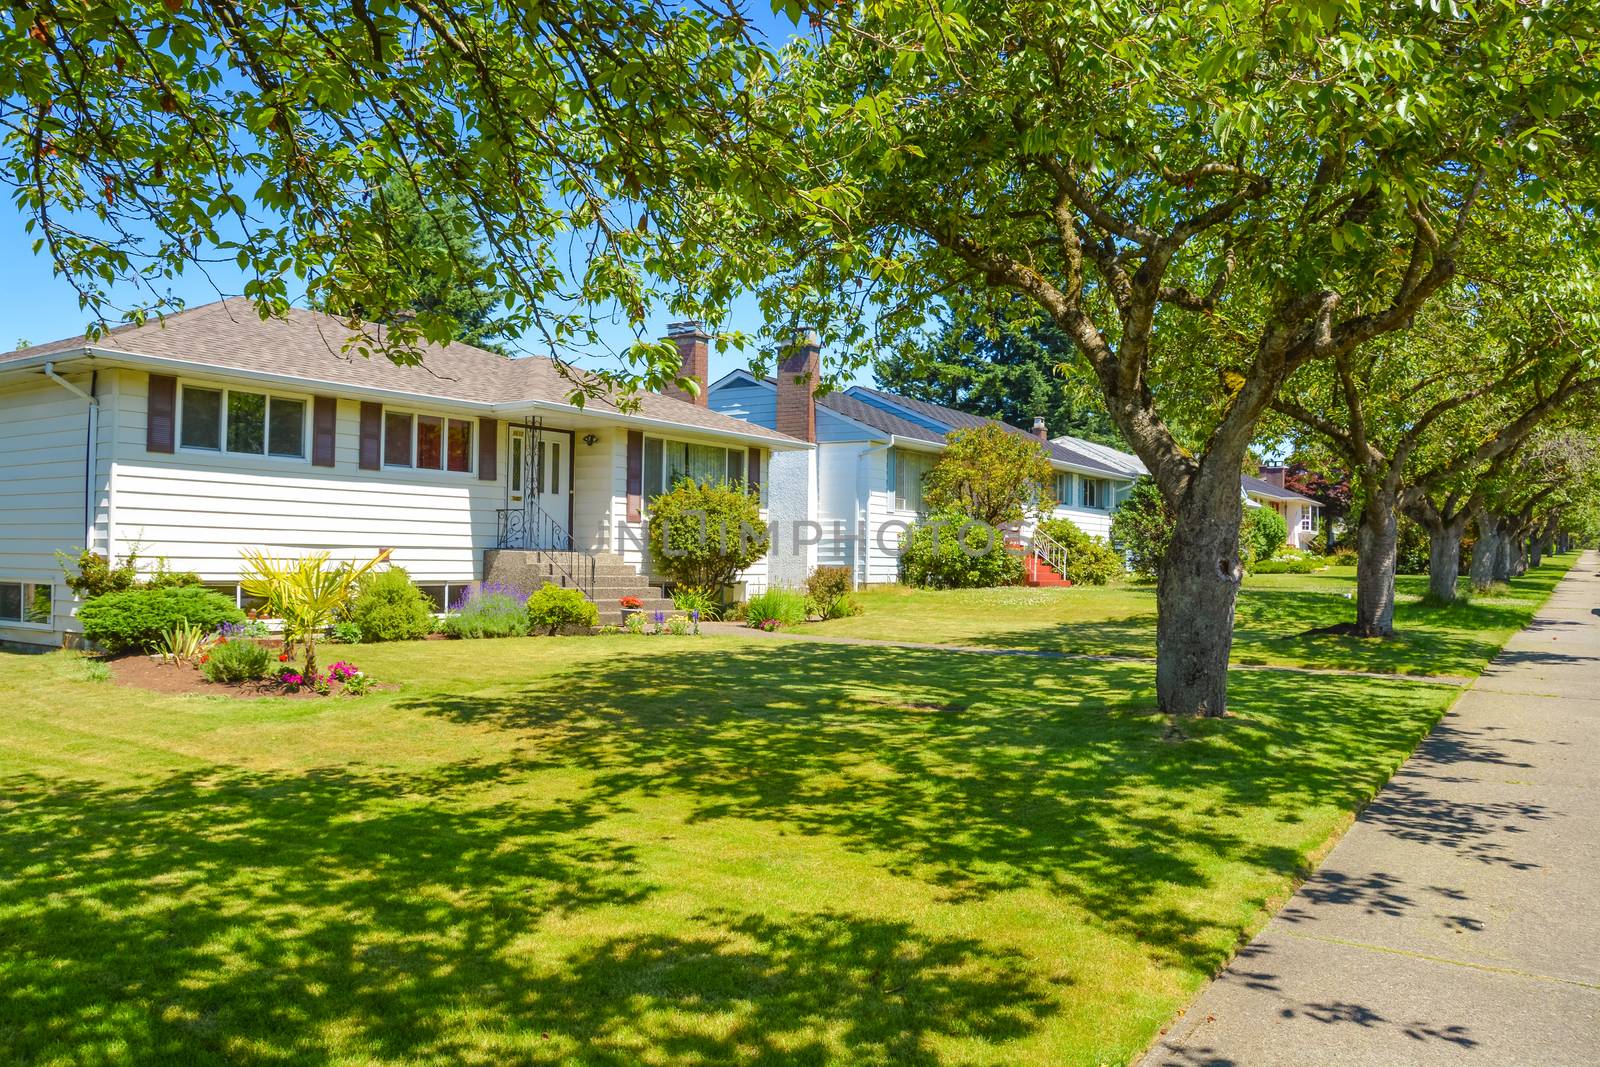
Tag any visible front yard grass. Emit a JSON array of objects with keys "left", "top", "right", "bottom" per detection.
[
  {"left": 0, "top": 628, "right": 1475, "bottom": 1066},
  {"left": 808, "top": 553, "right": 1579, "bottom": 678}
]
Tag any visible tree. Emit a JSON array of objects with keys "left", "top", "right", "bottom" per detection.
[
  {"left": 1275, "top": 213, "right": 1600, "bottom": 623},
  {"left": 1282, "top": 460, "right": 1352, "bottom": 552},
  {"left": 312, "top": 176, "right": 513, "bottom": 354},
  {"left": 875, "top": 315, "right": 1120, "bottom": 446},
  {"left": 921, "top": 422, "right": 1056, "bottom": 528},
  {"left": 1109, "top": 478, "right": 1174, "bottom": 582},
  {"left": 2, "top": 1, "right": 778, "bottom": 394},
  {"left": 727, "top": 2, "right": 1598, "bottom": 715},
  {"left": 239, "top": 548, "right": 391, "bottom": 679}
]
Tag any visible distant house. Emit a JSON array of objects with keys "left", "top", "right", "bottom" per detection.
[
  {"left": 707, "top": 347, "right": 1138, "bottom": 586},
  {"left": 0, "top": 302, "right": 806, "bottom": 646},
  {"left": 1244, "top": 467, "right": 1322, "bottom": 551}
]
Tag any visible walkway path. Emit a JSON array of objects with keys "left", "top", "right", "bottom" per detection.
[
  {"left": 1142, "top": 551, "right": 1600, "bottom": 1066},
  {"left": 697, "top": 621, "right": 1476, "bottom": 686}
]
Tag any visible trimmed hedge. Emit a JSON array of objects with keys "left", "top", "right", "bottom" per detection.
[
  {"left": 79, "top": 586, "right": 244, "bottom": 654},
  {"left": 349, "top": 567, "right": 434, "bottom": 642}
]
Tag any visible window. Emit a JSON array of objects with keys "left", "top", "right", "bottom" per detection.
[
  {"left": 1081, "top": 477, "right": 1106, "bottom": 510},
  {"left": 384, "top": 410, "right": 473, "bottom": 473},
  {"left": 1053, "top": 472, "right": 1074, "bottom": 507},
  {"left": 642, "top": 436, "right": 751, "bottom": 502},
  {"left": 510, "top": 434, "right": 525, "bottom": 494},
  {"left": 0, "top": 581, "right": 52, "bottom": 626},
  {"left": 384, "top": 411, "right": 414, "bottom": 467},
  {"left": 447, "top": 419, "right": 473, "bottom": 473},
  {"left": 893, "top": 448, "right": 937, "bottom": 513},
  {"left": 178, "top": 384, "right": 305, "bottom": 458},
  {"left": 1300, "top": 506, "right": 1316, "bottom": 532}
]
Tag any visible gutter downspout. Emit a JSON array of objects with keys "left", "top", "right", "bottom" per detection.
[{"left": 44, "top": 362, "right": 98, "bottom": 552}]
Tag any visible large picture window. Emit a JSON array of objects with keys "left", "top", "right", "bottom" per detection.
[
  {"left": 643, "top": 436, "right": 752, "bottom": 502},
  {"left": 179, "top": 384, "right": 305, "bottom": 458},
  {"left": 0, "top": 580, "right": 52, "bottom": 626}
]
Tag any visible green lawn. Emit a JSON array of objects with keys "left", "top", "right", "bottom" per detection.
[
  {"left": 0, "top": 555, "right": 1574, "bottom": 1064},
  {"left": 807, "top": 555, "right": 1580, "bottom": 678}
]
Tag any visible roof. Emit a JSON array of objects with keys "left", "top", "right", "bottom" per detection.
[
  {"left": 1241, "top": 473, "right": 1316, "bottom": 503},
  {"left": 1052, "top": 434, "right": 1149, "bottom": 477},
  {"left": 837, "top": 385, "right": 1130, "bottom": 477},
  {"left": 4, "top": 300, "right": 801, "bottom": 446}
]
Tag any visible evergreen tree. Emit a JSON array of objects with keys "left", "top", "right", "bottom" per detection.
[
  {"left": 875, "top": 318, "right": 1121, "bottom": 447},
  {"left": 312, "top": 176, "right": 513, "bottom": 354}
]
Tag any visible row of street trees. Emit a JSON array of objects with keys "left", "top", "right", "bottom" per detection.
[{"left": 5, "top": 0, "right": 1599, "bottom": 717}]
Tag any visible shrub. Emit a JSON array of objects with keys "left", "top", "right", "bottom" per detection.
[
  {"left": 1036, "top": 518, "right": 1123, "bottom": 585},
  {"left": 1240, "top": 507, "right": 1289, "bottom": 566},
  {"left": 664, "top": 613, "right": 693, "bottom": 635},
  {"left": 79, "top": 586, "right": 244, "bottom": 654},
  {"left": 670, "top": 584, "right": 722, "bottom": 620},
  {"left": 442, "top": 585, "right": 528, "bottom": 638},
  {"left": 1397, "top": 516, "right": 1430, "bottom": 575},
  {"left": 1250, "top": 555, "right": 1321, "bottom": 574},
  {"left": 804, "top": 565, "right": 861, "bottom": 619},
  {"left": 240, "top": 548, "right": 391, "bottom": 679},
  {"left": 202, "top": 639, "right": 273, "bottom": 683},
  {"left": 218, "top": 619, "right": 271, "bottom": 640},
  {"left": 349, "top": 567, "right": 434, "bottom": 642},
  {"left": 156, "top": 620, "right": 211, "bottom": 665},
  {"left": 330, "top": 621, "right": 363, "bottom": 644},
  {"left": 647, "top": 479, "right": 768, "bottom": 592},
  {"left": 899, "top": 511, "right": 1024, "bottom": 589},
  {"left": 1109, "top": 477, "right": 1173, "bottom": 580},
  {"left": 57, "top": 547, "right": 201, "bottom": 599},
  {"left": 525, "top": 583, "right": 599, "bottom": 634},
  {"left": 744, "top": 588, "right": 807, "bottom": 629}
]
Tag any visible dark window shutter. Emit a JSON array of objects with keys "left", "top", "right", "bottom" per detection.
[
  {"left": 747, "top": 447, "right": 761, "bottom": 494},
  {"left": 146, "top": 373, "right": 176, "bottom": 453},
  {"left": 626, "top": 430, "right": 644, "bottom": 522},
  {"left": 478, "top": 418, "right": 497, "bottom": 481},
  {"left": 312, "top": 397, "right": 337, "bottom": 467},
  {"left": 358, "top": 402, "right": 382, "bottom": 470}
]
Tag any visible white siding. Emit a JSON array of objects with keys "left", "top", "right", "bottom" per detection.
[
  {"left": 860, "top": 447, "right": 919, "bottom": 586},
  {"left": 0, "top": 371, "right": 95, "bottom": 644},
  {"left": 1048, "top": 503, "right": 1115, "bottom": 541},
  {"left": 109, "top": 369, "right": 503, "bottom": 585}
]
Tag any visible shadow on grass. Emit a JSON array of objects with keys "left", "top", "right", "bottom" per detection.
[
  {"left": 406, "top": 642, "right": 1452, "bottom": 973},
  {"left": 0, "top": 762, "right": 1055, "bottom": 1064}
]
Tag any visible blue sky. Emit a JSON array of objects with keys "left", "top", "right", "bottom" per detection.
[{"left": 0, "top": 8, "right": 882, "bottom": 388}]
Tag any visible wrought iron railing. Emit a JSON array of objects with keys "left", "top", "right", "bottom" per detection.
[{"left": 495, "top": 507, "right": 595, "bottom": 601}]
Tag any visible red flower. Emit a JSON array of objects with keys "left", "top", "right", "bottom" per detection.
[{"left": 278, "top": 653, "right": 290, "bottom": 662}]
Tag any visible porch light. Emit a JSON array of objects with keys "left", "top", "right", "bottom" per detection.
[{"left": 583, "top": 433, "right": 599, "bottom": 446}]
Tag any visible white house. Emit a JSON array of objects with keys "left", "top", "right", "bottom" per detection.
[
  {"left": 1050, "top": 434, "right": 1322, "bottom": 552},
  {"left": 0, "top": 302, "right": 806, "bottom": 647},
  {"left": 706, "top": 339, "right": 1139, "bottom": 586}
]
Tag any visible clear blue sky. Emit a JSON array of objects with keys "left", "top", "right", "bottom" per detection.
[{"left": 0, "top": 9, "right": 880, "bottom": 389}]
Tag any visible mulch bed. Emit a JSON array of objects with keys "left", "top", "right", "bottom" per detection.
[{"left": 105, "top": 655, "right": 367, "bottom": 699}]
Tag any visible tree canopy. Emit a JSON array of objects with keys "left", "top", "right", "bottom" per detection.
[{"left": 922, "top": 421, "right": 1057, "bottom": 528}]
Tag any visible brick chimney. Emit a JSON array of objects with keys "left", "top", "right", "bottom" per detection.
[
  {"left": 776, "top": 329, "right": 819, "bottom": 443},
  {"left": 1260, "top": 464, "right": 1287, "bottom": 488},
  {"left": 1032, "top": 416, "right": 1049, "bottom": 442},
  {"left": 663, "top": 321, "right": 709, "bottom": 406}
]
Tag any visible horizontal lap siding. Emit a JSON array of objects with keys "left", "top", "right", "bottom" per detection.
[
  {"left": 0, "top": 374, "right": 93, "bottom": 643},
  {"left": 1050, "top": 504, "right": 1114, "bottom": 540},
  {"left": 861, "top": 448, "right": 916, "bottom": 586},
  {"left": 114, "top": 375, "right": 502, "bottom": 584}
]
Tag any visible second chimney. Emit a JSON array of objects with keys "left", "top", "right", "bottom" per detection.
[
  {"left": 1032, "top": 416, "right": 1049, "bottom": 442},
  {"left": 664, "top": 321, "right": 709, "bottom": 406},
  {"left": 776, "top": 329, "right": 820, "bottom": 443}
]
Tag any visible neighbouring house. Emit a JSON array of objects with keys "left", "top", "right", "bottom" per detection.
[
  {"left": 706, "top": 342, "right": 1139, "bottom": 586},
  {"left": 1050, "top": 435, "right": 1322, "bottom": 553},
  {"left": 0, "top": 302, "right": 806, "bottom": 647},
  {"left": 1245, "top": 467, "right": 1322, "bottom": 551}
]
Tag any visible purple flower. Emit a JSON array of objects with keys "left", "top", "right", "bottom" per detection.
[{"left": 654, "top": 611, "right": 665, "bottom": 624}]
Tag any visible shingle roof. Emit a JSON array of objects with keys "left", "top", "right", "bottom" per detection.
[
  {"left": 842, "top": 385, "right": 1128, "bottom": 476},
  {"left": 1052, "top": 434, "right": 1149, "bottom": 477},
  {"left": 1241, "top": 473, "right": 1316, "bottom": 503},
  {"left": 4, "top": 300, "right": 799, "bottom": 444}
]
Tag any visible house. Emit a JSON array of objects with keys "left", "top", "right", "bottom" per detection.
[
  {"left": 706, "top": 343, "right": 1139, "bottom": 586},
  {"left": 0, "top": 302, "right": 806, "bottom": 647},
  {"left": 1050, "top": 434, "right": 1322, "bottom": 553},
  {"left": 1245, "top": 467, "right": 1322, "bottom": 550}
]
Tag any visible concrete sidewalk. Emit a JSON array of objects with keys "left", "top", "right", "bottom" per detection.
[{"left": 1143, "top": 552, "right": 1600, "bottom": 1067}]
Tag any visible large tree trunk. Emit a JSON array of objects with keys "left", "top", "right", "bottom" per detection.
[
  {"left": 1530, "top": 534, "right": 1544, "bottom": 568},
  {"left": 1470, "top": 511, "right": 1505, "bottom": 591},
  {"left": 1508, "top": 530, "right": 1528, "bottom": 577},
  {"left": 1355, "top": 491, "right": 1400, "bottom": 636},
  {"left": 1425, "top": 515, "right": 1469, "bottom": 604},
  {"left": 1155, "top": 472, "right": 1244, "bottom": 718}
]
